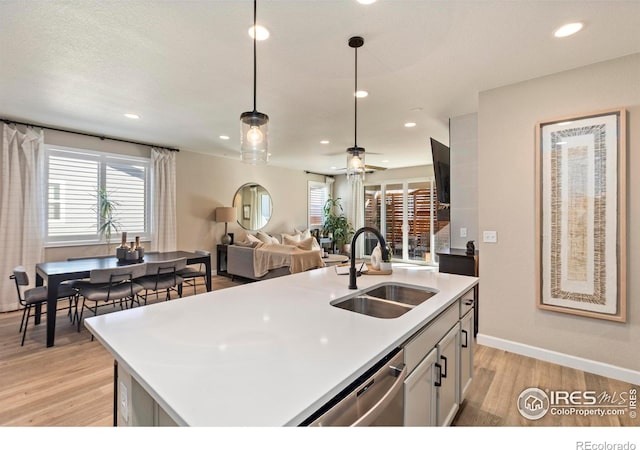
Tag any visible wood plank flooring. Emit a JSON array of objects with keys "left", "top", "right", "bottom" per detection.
[{"left": 0, "top": 277, "right": 636, "bottom": 426}]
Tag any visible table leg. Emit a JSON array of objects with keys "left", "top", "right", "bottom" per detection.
[
  {"left": 204, "top": 256, "right": 212, "bottom": 292},
  {"left": 46, "top": 278, "right": 60, "bottom": 347},
  {"left": 35, "top": 272, "right": 44, "bottom": 325}
]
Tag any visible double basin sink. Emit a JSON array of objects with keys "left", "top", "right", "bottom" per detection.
[{"left": 331, "top": 283, "right": 436, "bottom": 319}]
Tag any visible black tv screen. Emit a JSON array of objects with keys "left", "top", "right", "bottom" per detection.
[{"left": 430, "top": 138, "right": 450, "bottom": 205}]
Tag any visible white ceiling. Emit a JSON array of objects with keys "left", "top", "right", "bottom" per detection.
[{"left": 1, "top": 1, "right": 639, "bottom": 175}]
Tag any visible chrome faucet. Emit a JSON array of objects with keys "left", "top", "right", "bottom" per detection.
[{"left": 349, "top": 226, "right": 389, "bottom": 290}]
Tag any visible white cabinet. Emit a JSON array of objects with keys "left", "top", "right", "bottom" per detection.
[
  {"left": 404, "top": 348, "right": 437, "bottom": 426},
  {"left": 436, "top": 323, "right": 459, "bottom": 426},
  {"left": 459, "top": 308, "right": 474, "bottom": 402},
  {"left": 402, "top": 286, "right": 476, "bottom": 427}
]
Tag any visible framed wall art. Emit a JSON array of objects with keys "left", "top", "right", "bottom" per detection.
[{"left": 535, "top": 108, "right": 627, "bottom": 322}]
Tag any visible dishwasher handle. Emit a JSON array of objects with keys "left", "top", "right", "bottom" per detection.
[{"left": 351, "top": 362, "right": 406, "bottom": 427}]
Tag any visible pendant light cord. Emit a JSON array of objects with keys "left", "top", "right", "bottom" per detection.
[
  {"left": 253, "top": 0, "right": 257, "bottom": 112},
  {"left": 354, "top": 45, "right": 358, "bottom": 149}
]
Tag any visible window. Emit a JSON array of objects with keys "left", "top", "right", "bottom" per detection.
[
  {"left": 45, "top": 146, "right": 150, "bottom": 245},
  {"left": 308, "top": 181, "right": 330, "bottom": 229}
]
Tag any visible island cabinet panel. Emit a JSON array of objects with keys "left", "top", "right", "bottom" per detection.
[
  {"left": 116, "top": 363, "right": 178, "bottom": 427},
  {"left": 404, "top": 348, "right": 437, "bottom": 426},
  {"left": 436, "top": 324, "right": 460, "bottom": 426},
  {"left": 459, "top": 308, "right": 474, "bottom": 402}
]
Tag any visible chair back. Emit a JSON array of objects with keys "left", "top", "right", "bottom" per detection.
[
  {"left": 90, "top": 263, "right": 147, "bottom": 284},
  {"left": 144, "top": 258, "right": 187, "bottom": 276},
  {"left": 9, "top": 266, "right": 29, "bottom": 304},
  {"left": 11, "top": 266, "right": 29, "bottom": 286}
]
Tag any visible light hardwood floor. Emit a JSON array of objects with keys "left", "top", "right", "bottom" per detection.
[{"left": 0, "top": 277, "right": 636, "bottom": 426}]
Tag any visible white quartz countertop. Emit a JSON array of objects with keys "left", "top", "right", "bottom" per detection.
[{"left": 85, "top": 263, "right": 478, "bottom": 426}]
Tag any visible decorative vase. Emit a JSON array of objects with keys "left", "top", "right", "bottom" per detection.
[
  {"left": 379, "top": 261, "right": 392, "bottom": 272},
  {"left": 370, "top": 244, "right": 382, "bottom": 270},
  {"left": 116, "top": 246, "right": 128, "bottom": 261}
]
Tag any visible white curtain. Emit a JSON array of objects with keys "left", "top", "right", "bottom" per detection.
[
  {"left": 350, "top": 177, "right": 365, "bottom": 258},
  {"left": 0, "top": 125, "right": 45, "bottom": 312},
  {"left": 151, "top": 148, "right": 177, "bottom": 252}
]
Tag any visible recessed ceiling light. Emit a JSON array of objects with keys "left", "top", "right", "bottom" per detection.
[
  {"left": 382, "top": 160, "right": 389, "bottom": 163},
  {"left": 124, "top": 113, "right": 140, "bottom": 119},
  {"left": 554, "top": 22, "right": 583, "bottom": 38},
  {"left": 357, "top": 0, "right": 376, "bottom": 4},
  {"left": 404, "top": 122, "right": 417, "bottom": 128},
  {"left": 331, "top": 166, "right": 337, "bottom": 170},
  {"left": 355, "top": 90, "right": 368, "bottom": 98},
  {"left": 249, "top": 25, "right": 270, "bottom": 41},
  {"left": 219, "top": 135, "right": 230, "bottom": 140},
  {"left": 320, "top": 140, "right": 330, "bottom": 144}
]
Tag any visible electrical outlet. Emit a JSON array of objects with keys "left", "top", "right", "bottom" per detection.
[
  {"left": 119, "top": 381, "right": 129, "bottom": 423},
  {"left": 483, "top": 230, "right": 497, "bottom": 243},
  {"left": 460, "top": 227, "right": 467, "bottom": 238}
]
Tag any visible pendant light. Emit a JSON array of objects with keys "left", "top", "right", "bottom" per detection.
[
  {"left": 346, "top": 36, "right": 365, "bottom": 183},
  {"left": 240, "top": 0, "right": 269, "bottom": 164}
]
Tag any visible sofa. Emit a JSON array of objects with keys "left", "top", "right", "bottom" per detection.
[{"left": 227, "top": 230, "right": 326, "bottom": 281}]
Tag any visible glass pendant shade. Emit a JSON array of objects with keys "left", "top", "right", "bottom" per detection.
[
  {"left": 240, "top": 111, "right": 269, "bottom": 164},
  {"left": 346, "top": 146, "right": 365, "bottom": 182}
]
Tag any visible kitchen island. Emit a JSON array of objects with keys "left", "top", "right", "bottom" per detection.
[{"left": 85, "top": 263, "right": 478, "bottom": 426}]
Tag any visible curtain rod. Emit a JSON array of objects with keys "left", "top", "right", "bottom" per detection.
[{"left": 1, "top": 117, "right": 180, "bottom": 152}]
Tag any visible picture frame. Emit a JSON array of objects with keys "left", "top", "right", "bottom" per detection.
[
  {"left": 535, "top": 108, "right": 626, "bottom": 322},
  {"left": 243, "top": 204, "right": 250, "bottom": 220}
]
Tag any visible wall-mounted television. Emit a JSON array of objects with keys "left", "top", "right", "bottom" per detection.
[{"left": 430, "top": 137, "right": 450, "bottom": 205}]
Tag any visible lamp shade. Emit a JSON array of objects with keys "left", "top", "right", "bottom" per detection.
[
  {"left": 240, "top": 111, "right": 269, "bottom": 164},
  {"left": 216, "top": 206, "right": 236, "bottom": 223},
  {"left": 346, "top": 146, "right": 365, "bottom": 182}
]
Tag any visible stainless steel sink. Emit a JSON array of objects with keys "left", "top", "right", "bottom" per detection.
[
  {"left": 363, "top": 283, "right": 436, "bottom": 306},
  {"left": 331, "top": 283, "right": 437, "bottom": 319},
  {"left": 332, "top": 296, "right": 412, "bottom": 319}
]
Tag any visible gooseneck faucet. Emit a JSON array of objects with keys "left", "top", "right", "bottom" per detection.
[{"left": 349, "top": 226, "right": 389, "bottom": 290}]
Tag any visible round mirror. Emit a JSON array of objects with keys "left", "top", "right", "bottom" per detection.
[{"left": 233, "top": 183, "right": 273, "bottom": 231}]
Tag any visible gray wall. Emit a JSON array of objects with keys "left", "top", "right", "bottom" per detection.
[
  {"left": 477, "top": 53, "right": 640, "bottom": 371},
  {"left": 450, "top": 113, "right": 478, "bottom": 249}
]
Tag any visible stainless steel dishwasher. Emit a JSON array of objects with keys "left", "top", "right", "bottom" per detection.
[{"left": 301, "top": 348, "right": 406, "bottom": 426}]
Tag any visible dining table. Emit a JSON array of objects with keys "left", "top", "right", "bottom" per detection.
[{"left": 34, "top": 250, "right": 212, "bottom": 347}]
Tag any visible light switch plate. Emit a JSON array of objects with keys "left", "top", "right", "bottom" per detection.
[
  {"left": 483, "top": 230, "right": 497, "bottom": 243},
  {"left": 460, "top": 227, "right": 467, "bottom": 238}
]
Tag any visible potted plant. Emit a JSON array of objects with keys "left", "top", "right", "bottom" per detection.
[
  {"left": 95, "top": 187, "right": 121, "bottom": 248},
  {"left": 322, "top": 196, "right": 354, "bottom": 254}
]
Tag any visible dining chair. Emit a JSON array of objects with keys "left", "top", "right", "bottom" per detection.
[
  {"left": 176, "top": 250, "right": 210, "bottom": 295},
  {"left": 135, "top": 257, "right": 187, "bottom": 305},
  {"left": 75, "top": 263, "right": 147, "bottom": 331},
  {"left": 10, "top": 266, "right": 78, "bottom": 346}
]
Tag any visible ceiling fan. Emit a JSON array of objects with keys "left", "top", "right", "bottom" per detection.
[{"left": 323, "top": 149, "right": 388, "bottom": 172}]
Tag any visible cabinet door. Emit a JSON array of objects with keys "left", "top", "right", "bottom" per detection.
[
  {"left": 459, "top": 309, "right": 474, "bottom": 402},
  {"left": 404, "top": 348, "right": 437, "bottom": 426},
  {"left": 437, "top": 324, "right": 459, "bottom": 426}
]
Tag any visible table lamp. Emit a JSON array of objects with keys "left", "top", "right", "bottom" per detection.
[{"left": 216, "top": 206, "right": 236, "bottom": 245}]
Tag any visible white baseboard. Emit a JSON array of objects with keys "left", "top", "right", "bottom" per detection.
[{"left": 477, "top": 334, "right": 640, "bottom": 386}]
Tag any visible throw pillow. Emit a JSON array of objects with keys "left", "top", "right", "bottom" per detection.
[
  {"left": 282, "top": 234, "right": 301, "bottom": 246},
  {"left": 245, "top": 233, "right": 262, "bottom": 244},
  {"left": 294, "top": 228, "right": 312, "bottom": 240},
  {"left": 281, "top": 233, "right": 301, "bottom": 244},
  {"left": 296, "top": 236, "right": 315, "bottom": 251},
  {"left": 257, "top": 230, "right": 278, "bottom": 245}
]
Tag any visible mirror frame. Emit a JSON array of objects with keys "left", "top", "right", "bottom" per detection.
[{"left": 232, "top": 182, "right": 273, "bottom": 231}]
